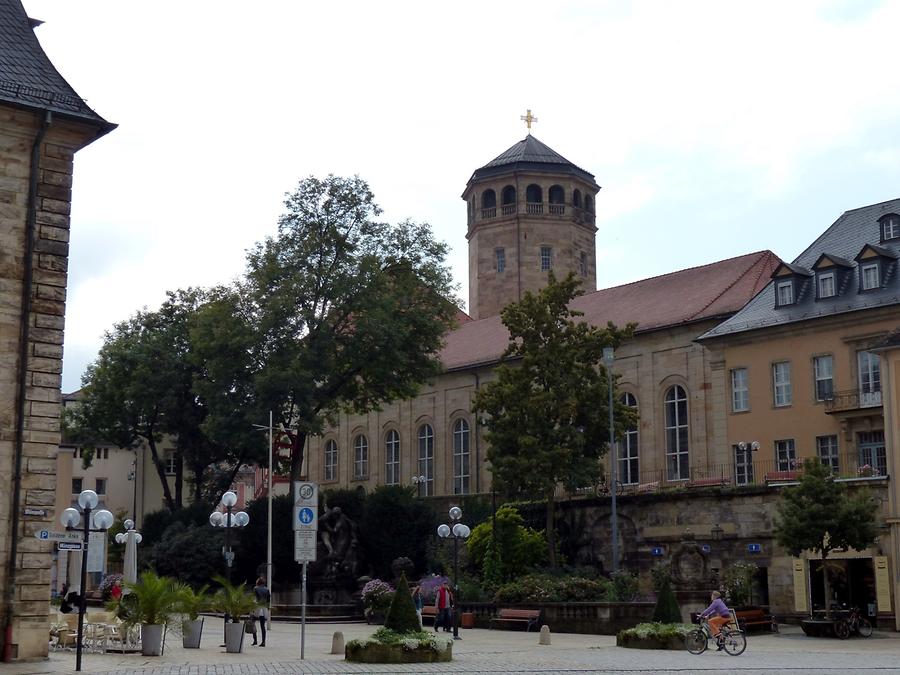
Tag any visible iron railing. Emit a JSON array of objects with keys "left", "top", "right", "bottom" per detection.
[{"left": 825, "top": 388, "right": 882, "bottom": 413}]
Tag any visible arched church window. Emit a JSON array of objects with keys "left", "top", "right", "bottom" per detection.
[
  {"left": 418, "top": 424, "right": 434, "bottom": 496},
  {"left": 664, "top": 385, "right": 689, "bottom": 481},
  {"left": 324, "top": 439, "right": 338, "bottom": 481},
  {"left": 501, "top": 185, "right": 516, "bottom": 205},
  {"left": 384, "top": 430, "right": 400, "bottom": 486},
  {"left": 482, "top": 189, "right": 496, "bottom": 209},
  {"left": 526, "top": 184, "right": 543, "bottom": 203},
  {"left": 548, "top": 185, "right": 564, "bottom": 204},
  {"left": 353, "top": 434, "right": 368, "bottom": 479},
  {"left": 620, "top": 393, "right": 638, "bottom": 485},
  {"left": 573, "top": 189, "right": 582, "bottom": 208},
  {"left": 452, "top": 419, "right": 470, "bottom": 495},
  {"left": 585, "top": 195, "right": 594, "bottom": 213}
]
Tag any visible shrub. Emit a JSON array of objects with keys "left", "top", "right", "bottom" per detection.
[
  {"left": 609, "top": 569, "right": 640, "bottom": 602},
  {"left": 385, "top": 572, "right": 421, "bottom": 633},
  {"left": 466, "top": 506, "right": 547, "bottom": 583},
  {"left": 651, "top": 580, "right": 682, "bottom": 623},
  {"left": 723, "top": 561, "right": 757, "bottom": 606},
  {"left": 362, "top": 579, "right": 395, "bottom": 616},
  {"left": 494, "top": 573, "right": 612, "bottom": 604},
  {"left": 616, "top": 622, "right": 694, "bottom": 649}
]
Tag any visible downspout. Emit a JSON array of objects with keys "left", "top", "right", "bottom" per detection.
[{"left": 3, "top": 110, "right": 52, "bottom": 662}]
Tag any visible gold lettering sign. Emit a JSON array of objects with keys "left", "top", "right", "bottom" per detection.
[
  {"left": 874, "top": 556, "right": 891, "bottom": 613},
  {"left": 792, "top": 558, "right": 808, "bottom": 613}
]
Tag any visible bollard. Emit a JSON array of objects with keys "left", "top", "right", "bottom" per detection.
[
  {"left": 331, "top": 631, "right": 345, "bottom": 654},
  {"left": 539, "top": 625, "right": 551, "bottom": 645}
]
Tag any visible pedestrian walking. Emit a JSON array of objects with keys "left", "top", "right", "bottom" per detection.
[
  {"left": 253, "top": 576, "right": 271, "bottom": 646},
  {"left": 412, "top": 585, "right": 424, "bottom": 628},
  {"left": 435, "top": 581, "right": 453, "bottom": 633}
]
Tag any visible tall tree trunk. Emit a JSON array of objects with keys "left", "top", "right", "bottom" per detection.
[
  {"left": 289, "top": 431, "right": 308, "bottom": 484},
  {"left": 822, "top": 548, "right": 832, "bottom": 619},
  {"left": 146, "top": 435, "right": 176, "bottom": 511},
  {"left": 545, "top": 488, "right": 557, "bottom": 568}
]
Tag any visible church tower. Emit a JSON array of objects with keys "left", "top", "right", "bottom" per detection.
[{"left": 462, "top": 125, "right": 600, "bottom": 319}]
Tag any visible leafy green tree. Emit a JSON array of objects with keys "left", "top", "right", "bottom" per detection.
[
  {"left": 774, "top": 458, "right": 878, "bottom": 617},
  {"left": 472, "top": 273, "right": 634, "bottom": 566},
  {"left": 466, "top": 505, "right": 546, "bottom": 583},
  {"left": 360, "top": 486, "right": 434, "bottom": 579},
  {"left": 144, "top": 521, "right": 226, "bottom": 587},
  {"left": 190, "top": 175, "right": 460, "bottom": 500}
]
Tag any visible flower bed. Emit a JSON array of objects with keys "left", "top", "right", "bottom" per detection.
[
  {"left": 616, "top": 622, "right": 694, "bottom": 650},
  {"left": 346, "top": 628, "right": 453, "bottom": 663}
]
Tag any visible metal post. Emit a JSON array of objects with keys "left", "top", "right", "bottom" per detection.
[
  {"left": 452, "top": 536, "right": 460, "bottom": 640},
  {"left": 300, "top": 562, "right": 307, "bottom": 659},
  {"left": 224, "top": 506, "right": 232, "bottom": 642},
  {"left": 608, "top": 365, "right": 618, "bottom": 573},
  {"left": 76, "top": 507, "right": 90, "bottom": 672},
  {"left": 267, "top": 410, "right": 273, "bottom": 629}
]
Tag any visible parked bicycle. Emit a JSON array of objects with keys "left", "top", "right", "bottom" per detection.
[
  {"left": 833, "top": 606, "right": 873, "bottom": 639},
  {"left": 685, "top": 617, "right": 747, "bottom": 656}
]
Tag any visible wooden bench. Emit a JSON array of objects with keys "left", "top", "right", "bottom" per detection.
[
  {"left": 420, "top": 605, "right": 437, "bottom": 625},
  {"left": 688, "top": 477, "right": 731, "bottom": 489},
  {"left": 735, "top": 608, "right": 777, "bottom": 632},
  {"left": 489, "top": 608, "right": 541, "bottom": 632}
]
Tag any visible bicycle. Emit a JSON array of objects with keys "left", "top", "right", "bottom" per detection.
[
  {"left": 833, "top": 606, "right": 873, "bottom": 639},
  {"left": 685, "top": 617, "right": 747, "bottom": 656}
]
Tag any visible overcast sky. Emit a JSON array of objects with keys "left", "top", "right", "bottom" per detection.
[{"left": 22, "top": 0, "right": 900, "bottom": 393}]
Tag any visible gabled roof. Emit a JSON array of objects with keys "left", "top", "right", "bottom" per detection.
[
  {"left": 0, "top": 0, "right": 114, "bottom": 135},
  {"left": 772, "top": 261, "right": 812, "bottom": 277},
  {"left": 700, "top": 197, "right": 900, "bottom": 340},
  {"left": 440, "top": 250, "right": 779, "bottom": 371},
  {"left": 855, "top": 243, "right": 899, "bottom": 261},
  {"left": 812, "top": 253, "right": 854, "bottom": 270},
  {"left": 467, "top": 135, "right": 597, "bottom": 185}
]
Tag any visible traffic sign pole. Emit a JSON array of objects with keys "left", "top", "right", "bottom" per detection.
[{"left": 292, "top": 482, "right": 317, "bottom": 660}]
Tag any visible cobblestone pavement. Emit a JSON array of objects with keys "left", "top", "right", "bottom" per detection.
[{"left": 11, "top": 622, "right": 900, "bottom": 675}]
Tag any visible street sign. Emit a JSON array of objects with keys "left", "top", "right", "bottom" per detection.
[
  {"left": 34, "top": 529, "right": 83, "bottom": 543},
  {"left": 23, "top": 507, "right": 47, "bottom": 517},
  {"left": 293, "top": 482, "right": 318, "bottom": 532},
  {"left": 57, "top": 542, "right": 85, "bottom": 551},
  {"left": 294, "top": 530, "right": 317, "bottom": 563}
]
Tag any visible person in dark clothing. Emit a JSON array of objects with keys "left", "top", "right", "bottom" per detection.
[{"left": 253, "top": 577, "right": 271, "bottom": 646}]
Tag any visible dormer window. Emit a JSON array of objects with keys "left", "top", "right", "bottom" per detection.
[
  {"left": 879, "top": 214, "right": 900, "bottom": 242},
  {"left": 817, "top": 271, "right": 835, "bottom": 298},
  {"left": 776, "top": 280, "right": 794, "bottom": 306},
  {"left": 861, "top": 262, "right": 880, "bottom": 290}
]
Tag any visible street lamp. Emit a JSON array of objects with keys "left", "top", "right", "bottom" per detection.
[
  {"left": 114, "top": 519, "right": 143, "bottom": 587},
  {"left": 210, "top": 491, "right": 249, "bottom": 638},
  {"left": 60, "top": 490, "right": 114, "bottom": 672},
  {"left": 602, "top": 346, "right": 619, "bottom": 573},
  {"left": 437, "top": 506, "right": 471, "bottom": 640},
  {"left": 411, "top": 474, "right": 426, "bottom": 497}
]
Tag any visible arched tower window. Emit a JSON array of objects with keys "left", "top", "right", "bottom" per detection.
[
  {"left": 573, "top": 189, "right": 582, "bottom": 208},
  {"left": 548, "top": 185, "right": 565, "bottom": 214},
  {"left": 417, "top": 424, "right": 434, "bottom": 496},
  {"left": 384, "top": 430, "right": 400, "bottom": 486},
  {"left": 526, "top": 184, "right": 542, "bottom": 203},
  {"left": 620, "top": 393, "right": 638, "bottom": 485},
  {"left": 452, "top": 419, "right": 470, "bottom": 495},
  {"left": 501, "top": 185, "right": 516, "bottom": 205},
  {"left": 585, "top": 194, "right": 594, "bottom": 214},
  {"left": 324, "top": 439, "right": 338, "bottom": 481},
  {"left": 482, "top": 189, "right": 496, "bottom": 209},
  {"left": 664, "top": 385, "right": 689, "bottom": 481}
]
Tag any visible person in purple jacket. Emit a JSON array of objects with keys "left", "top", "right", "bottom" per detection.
[{"left": 699, "top": 591, "right": 731, "bottom": 649}]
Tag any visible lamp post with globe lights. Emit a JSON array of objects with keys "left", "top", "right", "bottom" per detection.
[
  {"left": 437, "top": 506, "right": 470, "bottom": 640},
  {"left": 60, "top": 490, "right": 114, "bottom": 672},
  {"left": 601, "top": 346, "right": 619, "bottom": 573},
  {"left": 411, "top": 474, "right": 426, "bottom": 497},
  {"left": 209, "top": 491, "right": 249, "bottom": 638},
  {"left": 114, "top": 519, "right": 142, "bottom": 586}
]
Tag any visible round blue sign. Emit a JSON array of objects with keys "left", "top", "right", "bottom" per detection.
[{"left": 298, "top": 507, "right": 314, "bottom": 525}]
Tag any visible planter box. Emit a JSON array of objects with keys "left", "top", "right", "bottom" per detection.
[
  {"left": 224, "top": 622, "right": 245, "bottom": 653},
  {"left": 617, "top": 633, "right": 686, "bottom": 650},
  {"left": 182, "top": 618, "right": 203, "bottom": 649},
  {"left": 141, "top": 624, "right": 164, "bottom": 656},
  {"left": 801, "top": 619, "right": 838, "bottom": 638},
  {"left": 345, "top": 641, "right": 452, "bottom": 663}
]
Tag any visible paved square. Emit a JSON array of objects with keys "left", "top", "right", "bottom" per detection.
[{"left": 11, "top": 621, "right": 900, "bottom": 674}]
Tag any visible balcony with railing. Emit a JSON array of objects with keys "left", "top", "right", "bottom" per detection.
[
  {"left": 570, "top": 450, "right": 888, "bottom": 498},
  {"left": 526, "top": 202, "right": 543, "bottom": 215},
  {"left": 481, "top": 207, "right": 496, "bottom": 219},
  {"left": 824, "top": 388, "right": 882, "bottom": 414},
  {"left": 549, "top": 204, "right": 565, "bottom": 215},
  {"left": 472, "top": 201, "right": 594, "bottom": 223}
]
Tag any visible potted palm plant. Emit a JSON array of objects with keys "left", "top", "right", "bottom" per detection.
[
  {"left": 175, "top": 583, "right": 209, "bottom": 649},
  {"left": 110, "top": 571, "right": 180, "bottom": 656},
  {"left": 212, "top": 575, "right": 259, "bottom": 654}
]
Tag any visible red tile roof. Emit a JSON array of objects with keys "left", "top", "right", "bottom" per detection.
[{"left": 440, "top": 250, "right": 779, "bottom": 371}]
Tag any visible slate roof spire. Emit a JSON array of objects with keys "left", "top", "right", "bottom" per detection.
[{"left": 468, "top": 135, "right": 597, "bottom": 185}]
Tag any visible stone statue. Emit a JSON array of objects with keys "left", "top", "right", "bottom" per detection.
[{"left": 319, "top": 503, "right": 359, "bottom": 577}]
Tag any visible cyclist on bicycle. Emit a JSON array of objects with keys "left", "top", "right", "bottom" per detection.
[{"left": 699, "top": 591, "right": 731, "bottom": 650}]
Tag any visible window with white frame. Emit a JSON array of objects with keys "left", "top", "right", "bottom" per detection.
[
  {"left": 731, "top": 368, "right": 749, "bottom": 412},
  {"left": 540, "top": 246, "right": 552, "bottom": 271},
  {"left": 813, "top": 355, "right": 834, "bottom": 402},
  {"left": 816, "top": 435, "right": 839, "bottom": 474},
  {"left": 861, "top": 262, "right": 880, "bottom": 290},
  {"left": 324, "top": 439, "right": 338, "bottom": 481},
  {"left": 620, "top": 393, "right": 639, "bottom": 485},
  {"left": 452, "top": 419, "right": 470, "bottom": 495},
  {"left": 384, "top": 430, "right": 400, "bottom": 486},
  {"left": 858, "top": 430, "right": 886, "bottom": 476},
  {"left": 773, "top": 362, "right": 792, "bottom": 407},
  {"left": 817, "top": 271, "right": 836, "bottom": 298},
  {"left": 858, "top": 350, "right": 881, "bottom": 407},
  {"left": 164, "top": 450, "right": 177, "bottom": 475},
  {"left": 734, "top": 444, "right": 754, "bottom": 486},
  {"left": 776, "top": 280, "right": 794, "bottom": 306},
  {"left": 418, "top": 424, "right": 434, "bottom": 496},
  {"left": 775, "top": 439, "right": 796, "bottom": 471},
  {"left": 495, "top": 248, "right": 506, "bottom": 273},
  {"left": 881, "top": 214, "right": 900, "bottom": 241},
  {"left": 664, "top": 385, "right": 689, "bottom": 481},
  {"left": 353, "top": 434, "right": 368, "bottom": 479}
]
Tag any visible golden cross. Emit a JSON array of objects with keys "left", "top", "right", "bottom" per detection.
[{"left": 520, "top": 109, "right": 538, "bottom": 134}]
